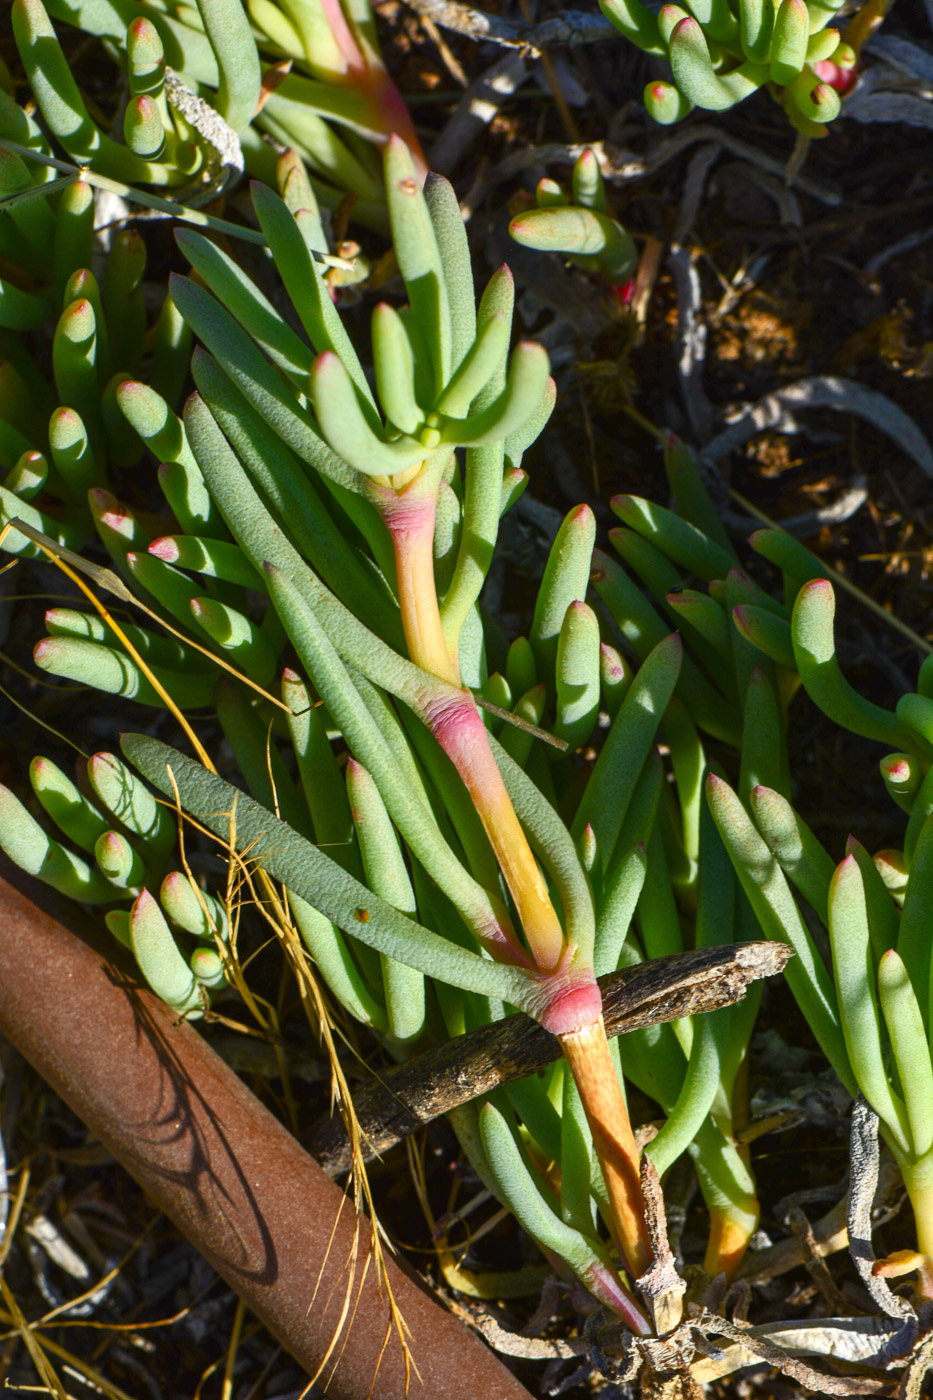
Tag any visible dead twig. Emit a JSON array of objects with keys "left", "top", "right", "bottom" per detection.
[
  {"left": 400, "top": 0, "right": 616, "bottom": 51},
  {"left": 689, "top": 1306, "right": 895, "bottom": 1394},
  {"left": 636, "top": 1152, "right": 687, "bottom": 1335},
  {"left": 309, "top": 942, "right": 791, "bottom": 1174},
  {"left": 488, "top": 127, "right": 842, "bottom": 204},
  {"left": 848, "top": 1097, "right": 917, "bottom": 1324}
]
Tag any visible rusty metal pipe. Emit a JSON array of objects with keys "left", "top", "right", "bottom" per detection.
[{"left": 0, "top": 870, "right": 534, "bottom": 1400}]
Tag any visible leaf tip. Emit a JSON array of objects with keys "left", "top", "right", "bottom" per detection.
[
  {"left": 132, "top": 886, "right": 157, "bottom": 917},
  {"left": 672, "top": 13, "right": 700, "bottom": 37},
  {"left": 148, "top": 537, "right": 177, "bottom": 563}
]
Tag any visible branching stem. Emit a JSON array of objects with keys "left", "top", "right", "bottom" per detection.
[{"left": 380, "top": 469, "right": 654, "bottom": 1290}]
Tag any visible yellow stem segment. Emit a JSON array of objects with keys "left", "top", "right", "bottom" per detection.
[
  {"left": 904, "top": 1168, "right": 933, "bottom": 1299},
  {"left": 705, "top": 1209, "right": 758, "bottom": 1282},
  {"left": 560, "top": 1018, "right": 653, "bottom": 1278},
  {"left": 453, "top": 741, "right": 566, "bottom": 971},
  {"left": 391, "top": 491, "right": 565, "bottom": 970},
  {"left": 842, "top": 0, "right": 893, "bottom": 60},
  {"left": 393, "top": 521, "right": 461, "bottom": 687},
  {"left": 390, "top": 480, "right": 651, "bottom": 1277}
]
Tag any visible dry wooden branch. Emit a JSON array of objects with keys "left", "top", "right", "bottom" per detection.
[
  {"left": 399, "top": 0, "right": 617, "bottom": 51},
  {"left": 309, "top": 941, "right": 791, "bottom": 1175}
]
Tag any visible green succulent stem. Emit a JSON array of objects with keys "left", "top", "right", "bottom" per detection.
[{"left": 899, "top": 1155, "right": 933, "bottom": 1298}]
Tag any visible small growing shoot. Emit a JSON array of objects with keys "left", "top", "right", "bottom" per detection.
[
  {"left": 600, "top": 0, "right": 860, "bottom": 134},
  {"left": 508, "top": 149, "right": 637, "bottom": 295}
]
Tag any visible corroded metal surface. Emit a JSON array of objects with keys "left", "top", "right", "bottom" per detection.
[{"left": 0, "top": 871, "right": 534, "bottom": 1400}]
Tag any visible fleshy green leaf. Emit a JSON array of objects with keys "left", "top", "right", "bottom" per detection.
[
  {"left": 121, "top": 733, "right": 538, "bottom": 1009},
  {"left": 828, "top": 856, "right": 909, "bottom": 1154}
]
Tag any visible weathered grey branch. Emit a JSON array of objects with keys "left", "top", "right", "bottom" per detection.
[
  {"left": 400, "top": 0, "right": 618, "bottom": 51},
  {"left": 310, "top": 941, "right": 791, "bottom": 1175}
]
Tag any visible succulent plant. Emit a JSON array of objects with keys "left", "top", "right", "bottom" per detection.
[
  {"left": 508, "top": 148, "right": 638, "bottom": 293},
  {"left": 8, "top": 0, "right": 424, "bottom": 227},
  {"left": 1, "top": 0, "right": 926, "bottom": 1370},
  {"left": 601, "top": 0, "right": 858, "bottom": 134},
  {"left": 0, "top": 128, "right": 783, "bottom": 1332},
  {"left": 8, "top": 130, "right": 920, "bottom": 1318},
  {"left": 24, "top": 122, "right": 924, "bottom": 1351},
  {"left": 703, "top": 544, "right": 933, "bottom": 1296}
]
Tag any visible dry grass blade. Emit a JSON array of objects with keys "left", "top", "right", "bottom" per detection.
[
  {"left": 0, "top": 1165, "right": 29, "bottom": 1271},
  {"left": 222, "top": 1297, "right": 248, "bottom": 1400},
  {"left": 405, "top": 1139, "right": 549, "bottom": 1300},
  {"left": 0, "top": 1273, "right": 69, "bottom": 1400},
  {"left": 0, "top": 1308, "right": 143, "bottom": 1400},
  {"left": 473, "top": 695, "right": 569, "bottom": 749}
]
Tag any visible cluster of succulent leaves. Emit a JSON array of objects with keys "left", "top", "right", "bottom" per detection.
[
  {"left": 607, "top": 476, "right": 933, "bottom": 1289},
  {"left": 0, "top": 103, "right": 192, "bottom": 556},
  {"left": 704, "top": 533, "right": 933, "bottom": 1290},
  {"left": 0, "top": 130, "right": 763, "bottom": 1318},
  {"left": 600, "top": 0, "right": 856, "bottom": 134},
  {"left": 508, "top": 149, "right": 638, "bottom": 288},
  {"left": 565, "top": 448, "right": 933, "bottom": 1292},
  {"left": 2, "top": 59, "right": 930, "bottom": 1326},
  {"left": 0, "top": 752, "right": 227, "bottom": 1015},
  {"left": 9, "top": 0, "right": 424, "bottom": 228},
  {"left": 0, "top": 79, "right": 350, "bottom": 576}
]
